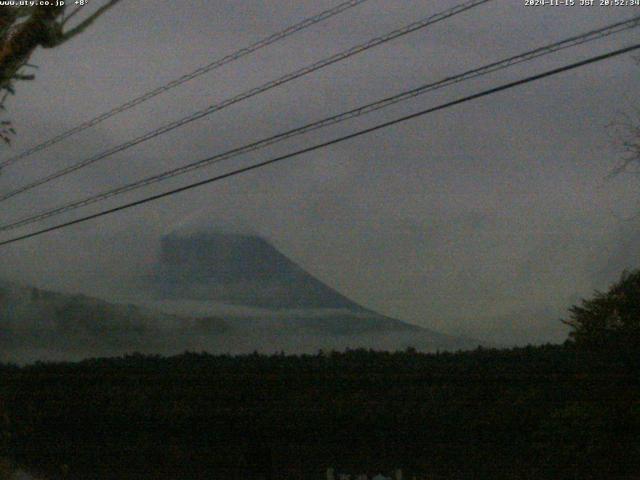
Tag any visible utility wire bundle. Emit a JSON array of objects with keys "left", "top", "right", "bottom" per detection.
[
  {"left": 0, "top": 0, "right": 373, "bottom": 170},
  {"left": 0, "top": 0, "right": 638, "bottom": 247},
  {"left": 0, "top": 0, "right": 492, "bottom": 203}
]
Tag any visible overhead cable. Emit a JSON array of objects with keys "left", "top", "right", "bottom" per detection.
[
  {"left": 1, "top": 42, "right": 637, "bottom": 247},
  {"left": 0, "top": 0, "right": 373, "bottom": 170},
  {"left": 0, "top": 0, "right": 492, "bottom": 202},
  {"left": 1, "top": 15, "right": 637, "bottom": 233}
]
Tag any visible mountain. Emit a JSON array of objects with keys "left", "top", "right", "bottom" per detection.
[
  {"left": 148, "top": 231, "right": 436, "bottom": 334},
  {"left": 154, "top": 232, "right": 368, "bottom": 311},
  {"left": 0, "top": 231, "right": 480, "bottom": 363}
]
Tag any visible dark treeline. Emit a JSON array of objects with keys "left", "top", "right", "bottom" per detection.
[{"left": 0, "top": 344, "right": 638, "bottom": 480}]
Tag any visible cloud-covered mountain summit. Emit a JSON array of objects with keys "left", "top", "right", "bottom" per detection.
[
  {"left": 154, "top": 231, "right": 369, "bottom": 311},
  {"left": 0, "top": 230, "right": 480, "bottom": 363}
]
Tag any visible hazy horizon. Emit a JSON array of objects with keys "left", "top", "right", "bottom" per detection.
[{"left": 1, "top": 0, "right": 639, "bottom": 348}]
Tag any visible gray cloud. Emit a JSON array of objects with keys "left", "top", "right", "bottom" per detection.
[{"left": 1, "top": 0, "right": 639, "bottom": 346}]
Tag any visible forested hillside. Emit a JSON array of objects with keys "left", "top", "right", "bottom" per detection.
[
  {"left": 1, "top": 345, "right": 638, "bottom": 480},
  {"left": 0, "top": 280, "right": 476, "bottom": 364}
]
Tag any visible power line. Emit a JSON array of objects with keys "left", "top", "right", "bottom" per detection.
[
  {"left": 0, "top": 0, "right": 492, "bottom": 203},
  {"left": 1, "top": 42, "right": 637, "bottom": 248},
  {"left": 0, "top": 0, "right": 372, "bottom": 170},
  {"left": 1, "top": 15, "right": 637, "bottom": 233}
]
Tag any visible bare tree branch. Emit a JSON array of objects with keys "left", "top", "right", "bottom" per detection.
[
  {"left": 60, "top": 4, "right": 87, "bottom": 27},
  {"left": 607, "top": 109, "right": 640, "bottom": 179},
  {"left": 0, "top": 1, "right": 122, "bottom": 145},
  {"left": 54, "top": 0, "right": 121, "bottom": 45}
]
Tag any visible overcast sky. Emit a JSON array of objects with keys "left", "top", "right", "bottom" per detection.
[{"left": 1, "top": 0, "right": 639, "bottom": 344}]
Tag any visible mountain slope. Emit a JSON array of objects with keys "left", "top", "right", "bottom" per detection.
[
  {"left": 154, "top": 232, "right": 369, "bottom": 311},
  {"left": 0, "top": 231, "right": 480, "bottom": 363},
  {"left": 0, "top": 280, "right": 478, "bottom": 364}
]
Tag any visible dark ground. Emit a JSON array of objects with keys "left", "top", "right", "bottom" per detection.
[{"left": 0, "top": 345, "right": 638, "bottom": 479}]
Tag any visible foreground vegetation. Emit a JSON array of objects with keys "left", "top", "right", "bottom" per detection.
[
  {"left": 0, "top": 270, "right": 638, "bottom": 479},
  {"left": 0, "top": 344, "right": 637, "bottom": 480}
]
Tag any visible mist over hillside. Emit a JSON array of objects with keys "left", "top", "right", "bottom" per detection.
[{"left": 0, "top": 231, "right": 479, "bottom": 363}]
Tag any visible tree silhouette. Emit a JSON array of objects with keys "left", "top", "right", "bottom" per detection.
[
  {"left": 563, "top": 269, "right": 640, "bottom": 366},
  {"left": 0, "top": 1, "right": 121, "bottom": 144},
  {"left": 607, "top": 57, "right": 640, "bottom": 181}
]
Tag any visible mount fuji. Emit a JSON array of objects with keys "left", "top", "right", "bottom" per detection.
[{"left": 0, "top": 229, "right": 480, "bottom": 363}]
